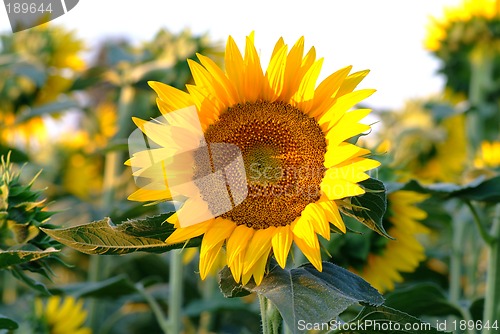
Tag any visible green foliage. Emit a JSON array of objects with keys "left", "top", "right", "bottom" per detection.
[
  {"left": 0, "top": 248, "right": 59, "bottom": 269},
  {"left": 343, "top": 178, "right": 390, "bottom": 238},
  {"left": 219, "top": 261, "right": 384, "bottom": 333},
  {"left": 0, "top": 314, "right": 18, "bottom": 330},
  {"left": 402, "top": 175, "right": 500, "bottom": 203},
  {"left": 384, "top": 283, "right": 463, "bottom": 318},
  {"left": 42, "top": 213, "right": 202, "bottom": 255}
]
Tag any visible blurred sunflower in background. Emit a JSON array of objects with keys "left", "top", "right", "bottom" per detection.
[
  {"left": 329, "top": 190, "right": 429, "bottom": 293},
  {"left": 425, "top": 0, "right": 500, "bottom": 53},
  {"left": 474, "top": 140, "right": 500, "bottom": 168},
  {"left": 0, "top": 24, "right": 85, "bottom": 149},
  {"left": 128, "top": 33, "right": 380, "bottom": 285},
  {"left": 33, "top": 296, "right": 91, "bottom": 334},
  {"left": 425, "top": 0, "right": 500, "bottom": 142},
  {"left": 355, "top": 191, "right": 430, "bottom": 293},
  {"left": 378, "top": 99, "right": 467, "bottom": 183}
]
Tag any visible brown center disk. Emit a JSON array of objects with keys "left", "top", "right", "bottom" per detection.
[{"left": 198, "top": 101, "right": 327, "bottom": 229}]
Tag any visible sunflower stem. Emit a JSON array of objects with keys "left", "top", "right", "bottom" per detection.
[
  {"left": 136, "top": 282, "right": 171, "bottom": 333},
  {"left": 450, "top": 211, "right": 467, "bottom": 305},
  {"left": 259, "top": 294, "right": 281, "bottom": 334},
  {"left": 465, "top": 200, "right": 494, "bottom": 245},
  {"left": 482, "top": 204, "right": 500, "bottom": 334},
  {"left": 168, "top": 249, "right": 183, "bottom": 334},
  {"left": 88, "top": 83, "right": 135, "bottom": 330}
]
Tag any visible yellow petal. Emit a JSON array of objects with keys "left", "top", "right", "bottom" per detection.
[
  {"left": 200, "top": 218, "right": 236, "bottom": 257},
  {"left": 265, "top": 43, "right": 288, "bottom": 101},
  {"left": 197, "top": 53, "right": 238, "bottom": 105},
  {"left": 243, "top": 227, "right": 275, "bottom": 274},
  {"left": 226, "top": 225, "right": 254, "bottom": 266},
  {"left": 291, "top": 216, "right": 316, "bottom": 249},
  {"left": 318, "top": 91, "right": 375, "bottom": 131},
  {"left": 336, "top": 70, "right": 370, "bottom": 98},
  {"left": 242, "top": 248, "right": 271, "bottom": 286},
  {"left": 293, "top": 233, "right": 322, "bottom": 271},
  {"left": 225, "top": 36, "right": 245, "bottom": 101},
  {"left": 292, "top": 58, "right": 324, "bottom": 114},
  {"left": 272, "top": 225, "right": 293, "bottom": 268},
  {"left": 165, "top": 217, "right": 213, "bottom": 244},
  {"left": 148, "top": 81, "right": 192, "bottom": 110},
  {"left": 199, "top": 240, "right": 225, "bottom": 279},
  {"left": 243, "top": 34, "right": 265, "bottom": 102},
  {"left": 320, "top": 179, "right": 365, "bottom": 200}
]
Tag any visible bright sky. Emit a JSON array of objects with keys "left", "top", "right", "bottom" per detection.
[{"left": 0, "top": 0, "right": 462, "bottom": 110}]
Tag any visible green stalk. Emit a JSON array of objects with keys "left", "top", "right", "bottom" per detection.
[
  {"left": 259, "top": 294, "right": 281, "bottom": 334},
  {"left": 482, "top": 205, "right": 500, "bottom": 334},
  {"left": 88, "top": 84, "right": 135, "bottom": 330},
  {"left": 450, "top": 215, "right": 466, "bottom": 305},
  {"left": 167, "top": 249, "right": 183, "bottom": 334},
  {"left": 136, "top": 282, "right": 171, "bottom": 333},
  {"left": 468, "top": 46, "right": 494, "bottom": 148}
]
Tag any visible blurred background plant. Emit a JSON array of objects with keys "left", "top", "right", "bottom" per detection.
[{"left": 1, "top": 0, "right": 500, "bottom": 332}]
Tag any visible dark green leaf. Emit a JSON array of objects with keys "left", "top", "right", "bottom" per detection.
[
  {"left": 384, "top": 283, "right": 462, "bottom": 318},
  {"left": 469, "top": 298, "right": 484, "bottom": 322},
  {"left": 402, "top": 176, "right": 500, "bottom": 203},
  {"left": 0, "top": 146, "right": 29, "bottom": 163},
  {"left": 0, "top": 314, "right": 18, "bottom": 330},
  {"left": 344, "top": 178, "right": 390, "bottom": 238},
  {"left": 51, "top": 275, "right": 138, "bottom": 299},
  {"left": 11, "top": 266, "right": 50, "bottom": 295},
  {"left": 41, "top": 213, "right": 201, "bottom": 255},
  {"left": 0, "top": 248, "right": 59, "bottom": 269},
  {"left": 342, "top": 305, "right": 449, "bottom": 333},
  {"left": 219, "top": 261, "right": 383, "bottom": 334}
]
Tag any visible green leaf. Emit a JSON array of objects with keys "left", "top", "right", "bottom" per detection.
[
  {"left": 11, "top": 266, "right": 50, "bottom": 295},
  {"left": 219, "top": 261, "right": 383, "bottom": 334},
  {"left": 0, "top": 146, "right": 29, "bottom": 163},
  {"left": 469, "top": 298, "right": 484, "bottom": 322},
  {"left": 344, "top": 178, "right": 390, "bottom": 238},
  {"left": 0, "top": 248, "right": 59, "bottom": 269},
  {"left": 0, "top": 314, "right": 18, "bottom": 330},
  {"left": 402, "top": 176, "right": 500, "bottom": 203},
  {"left": 184, "top": 295, "right": 250, "bottom": 316},
  {"left": 51, "top": 275, "right": 138, "bottom": 299},
  {"left": 384, "top": 283, "right": 463, "bottom": 318},
  {"left": 41, "top": 213, "right": 201, "bottom": 255},
  {"left": 343, "top": 305, "right": 449, "bottom": 333}
]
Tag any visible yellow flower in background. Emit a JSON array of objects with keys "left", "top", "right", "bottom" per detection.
[
  {"left": 412, "top": 114, "right": 467, "bottom": 183},
  {"left": 34, "top": 296, "right": 91, "bottom": 334},
  {"left": 475, "top": 141, "right": 500, "bottom": 168},
  {"left": 0, "top": 24, "right": 86, "bottom": 149},
  {"left": 128, "top": 33, "right": 379, "bottom": 285},
  {"left": 381, "top": 100, "right": 467, "bottom": 183},
  {"left": 356, "top": 191, "right": 429, "bottom": 293},
  {"left": 425, "top": 0, "right": 500, "bottom": 51}
]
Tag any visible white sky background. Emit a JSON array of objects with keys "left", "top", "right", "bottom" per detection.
[{"left": 0, "top": 0, "right": 462, "bottom": 110}]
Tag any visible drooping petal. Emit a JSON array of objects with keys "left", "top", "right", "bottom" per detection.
[
  {"left": 272, "top": 225, "right": 293, "bottom": 268},
  {"left": 243, "top": 227, "right": 275, "bottom": 274}
]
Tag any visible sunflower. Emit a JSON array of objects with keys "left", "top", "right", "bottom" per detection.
[
  {"left": 353, "top": 190, "right": 430, "bottom": 293},
  {"left": 425, "top": 0, "right": 500, "bottom": 52},
  {"left": 128, "top": 33, "right": 379, "bottom": 285},
  {"left": 425, "top": 0, "right": 500, "bottom": 98},
  {"left": 379, "top": 99, "right": 467, "bottom": 183},
  {"left": 34, "top": 296, "right": 91, "bottom": 334},
  {"left": 474, "top": 141, "right": 500, "bottom": 168}
]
